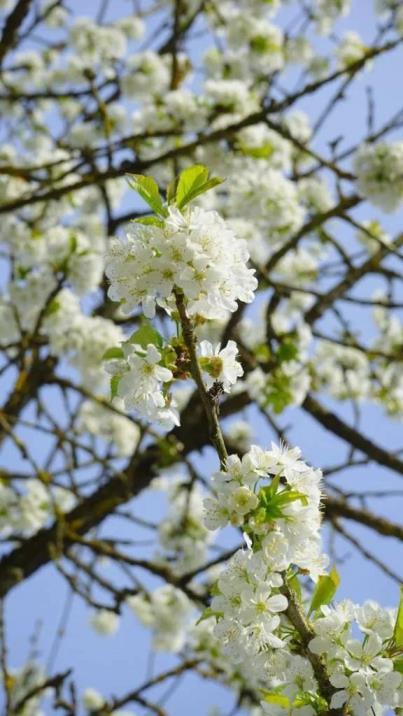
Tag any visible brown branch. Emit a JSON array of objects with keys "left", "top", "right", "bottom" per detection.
[
  {"left": 265, "top": 194, "right": 361, "bottom": 274},
  {"left": 0, "top": 0, "right": 33, "bottom": 67},
  {"left": 302, "top": 394, "right": 403, "bottom": 477},
  {"left": 283, "top": 583, "right": 342, "bottom": 716},
  {"left": 304, "top": 234, "right": 403, "bottom": 325},
  {"left": 0, "top": 383, "right": 248, "bottom": 597},
  {"left": 325, "top": 497, "right": 403, "bottom": 541},
  {"left": 330, "top": 518, "right": 403, "bottom": 583},
  {"left": 12, "top": 669, "right": 71, "bottom": 714},
  {"left": 0, "top": 355, "right": 56, "bottom": 447}
]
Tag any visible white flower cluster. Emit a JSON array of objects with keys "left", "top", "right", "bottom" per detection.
[
  {"left": 127, "top": 585, "right": 192, "bottom": 652},
  {"left": 354, "top": 141, "right": 403, "bottom": 212},
  {"left": 5, "top": 224, "right": 104, "bottom": 296},
  {"left": 313, "top": 0, "right": 352, "bottom": 35},
  {"left": 43, "top": 289, "right": 124, "bottom": 391},
  {"left": 76, "top": 400, "right": 140, "bottom": 458},
  {"left": 313, "top": 342, "right": 371, "bottom": 401},
  {"left": 105, "top": 205, "right": 257, "bottom": 320},
  {"left": 309, "top": 600, "right": 402, "bottom": 713},
  {"left": 197, "top": 340, "right": 243, "bottom": 393},
  {"left": 227, "top": 167, "right": 306, "bottom": 246},
  {"left": 104, "top": 343, "right": 179, "bottom": 429},
  {"left": 0, "top": 479, "right": 75, "bottom": 537},
  {"left": 198, "top": 442, "right": 403, "bottom": 715},
  {"left": 90, "top": 609, "right": 120, "bottom": 636},
  {"left": 154, "top": 476, "right": 213, "bottom": 576},
  {"left": 210, "top": 548, "right": 288, "bottom": 662},
  {"left": 337, "top": 31, "right": 369, "bottom": 69},
  {"left": 204, "top": 443, "right": 326, "bottom": 576},
  {"left": 202, "top": 444, "right": 325, "bottom": 677},
  {"left": 371, "top": 300, "right": 403, "bottom": 416},
  {"left": 6, "top": 662, "right": 49, "bottom": 716},
  {"left": 82, "top": 687, "right": 135, "bottom": 715}
]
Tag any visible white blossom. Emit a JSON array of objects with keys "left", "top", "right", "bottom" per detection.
[
  {"left": 354, "top": 141, "right": 403, "bottom": 211},
  {"left": 90, "top": 610, "right": 120, "bottom": 635}
]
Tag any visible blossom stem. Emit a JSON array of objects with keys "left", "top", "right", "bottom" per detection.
[
  {"left": 283, "top": 581, "right": 343, "bottom": 716},
  {"left": 174, "top": 289, "right": 228, "bottom": 468}
]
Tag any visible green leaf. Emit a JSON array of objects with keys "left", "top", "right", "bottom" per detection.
[
  {"left": 44, "top": 299, "right": 60, "bottom": 317},
  {"left": 308, "top": 566, "right": 340, "bottom": 616},
  {"left": 175, "top": 164, "right": 224, "bottom": 209},
  {"left": 276, "top": 339, "right": 299, "bottom": 364},
  {"left": 128, "top": 321, "right": 164, "bottom": 350},
  {"left": 260, "top": 691, "right": 290, "bottom": 708},
  {"left": 126, "top": 174, "right": 168, "bottom": 217},
  {"left": 393, "top": 586, "right": 403, "bottom": 648},
  {"left": 176, "top": 165, "right": 208, "bottom": 207},
  {"left": 68, "top": 233, "right": 78, "bottom": 254},
  {"left": 239, "top": 143, "right": 275, "bottom": 160},
  {"left": 250, "top": 35, "right": 280, "bottom": 54},
  {"left": 293, "top": 692, "right": 328, "bottom": 712},
  {"left": 133, "top": 216, "right": 165, "bottom": 228},
  {"left": 195, "top": 607, "right": 223, "bottom": 625},
  {"left": 166, "top": 178, "right": 177, "bottom": 203},
  {"left": 274, "top": 489, "right": 308, "bottom": 508},
  {"left": 110, "top": 375, "right": 121, "bottom": 400},
  {"left": 394, "top": 657, "right": 403, "bottom": 674},
  {"left": 160, "top": 345, "right": 177, "bottom": 370},
  {"left": 102, "top": 347, "right": 125, "bottom": 361},
  {"left": 258, "top": 477, "right": 307, "bottom": 520},
  {"left": 288, "top": 574, "right": 302, "bottom": 603},
  {"left": 262, "top": 371, "right": 294, "bottom": 414}
]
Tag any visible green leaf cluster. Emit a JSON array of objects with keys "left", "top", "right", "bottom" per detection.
[
  {"left": 127, "top": 165, "right": 224, "bottom": 221},
  {"left": 263, "top": 372, "right": 294, "bottom": 414},
  {"left": 256, "top": 474, "right": 308, "bottom": 521}
]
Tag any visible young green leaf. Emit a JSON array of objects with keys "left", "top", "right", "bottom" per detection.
[
  {"left": 133, "top": 216, "right": 165, "bottom": 228},
  {"left": 102, "top": 346, "right": 125, "bottom": 361},
  {"left": 110, "top": 375, "right": 121, "bottom": 400},
  {"left": 238, "top": 143, "right": 275, "bottom": 160},
  {"left": 276, "top": 339, "right": 299, "bottom": 364},
  {"left": 260, "top": 691, "right": 290, "bottom": 708},
  {"left": 166, "top": 177, "right": 177, "bottom": 204},
  {"left": 195, "top": 607, "right": 223, "bottom": 625},
  {"left": 394, "top": 657, "right": 403, "bottom": 673},
  {"left": 44, "top": 299, "right": 61, "bottom": 317},
  {"left": 288, "top": 574, "right": 302, "bottom": 602},
  {"left": 393, "top": 586, "right": 403, "bottom": 648},
  {"left": 175, "top": 164, "right": 224, "bottom": 210},
  {"left": 308, "top": 566, "right": 340, "bottom": 616},
  {"left": 258, "top": 476, "right": 307, "bottom": 519},
  {"left": 126, "top": 174, "right": 168, "bottom": 217},
  {"left": 128, "top": 321, "right": 164, "bottom": 350}
]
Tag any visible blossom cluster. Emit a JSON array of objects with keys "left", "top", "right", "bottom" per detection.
[
  {"left": 105, "top": 205, "right": 257, "bottom": 320},
  {"left": 0, "top": 478, "right": 75, "bottom": 537},
  {"left": 354, "top": 141, "right": 403, "bottom": 212},
  {"left": 152, "top": 474, "right": 213, "bottom": 576},
  {"left": 204, "top": 444, "right": 324, "bottom": 571},
  {"left": 199, "top": 442, "right": 403, "bottom": 714},
  {"left": 309, "top": 600, "right": 402, "bottom": 713},
  {"left": 128, "top": 585, "right": 192, "bottom": 653},
  {"left": 203, "top": 444, "right": 325, "bottom": 658},
  {"left": 104, "top": 342, "right": 179, "bottom": 429},
  {"left": 121, "top": 440, "right": 403, "bottom": 716}
]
